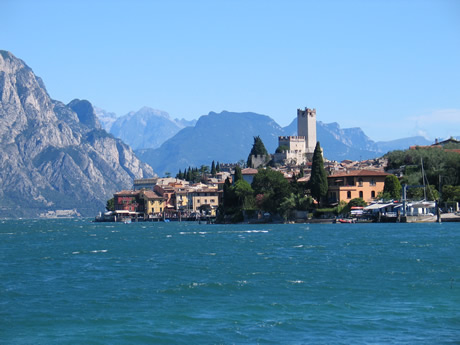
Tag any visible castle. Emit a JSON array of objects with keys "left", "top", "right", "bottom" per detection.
[{"left": 274, "top": 107, "right": 317, "bottom": 166}]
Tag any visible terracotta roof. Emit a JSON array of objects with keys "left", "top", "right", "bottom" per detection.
[
  {"left": 241, "top": 168, "right": 258, "bottom": 175},
  {"left": 142, "top": 190, "right": 163, "bottom": 199},
  {"left": 328, "top": 170, "right": 390, "bottom": 178}
]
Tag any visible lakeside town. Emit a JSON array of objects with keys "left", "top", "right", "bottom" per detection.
[{"left": 97, "top": 108, "right": 460, "bottom": 224}]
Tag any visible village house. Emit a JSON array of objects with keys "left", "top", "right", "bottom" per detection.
[
  {"left": 114, "top": 190, "right": 141, "bottom": 212},
  {"left": 327, "top": 170, "right": 390, "bottom": 204},
  {"left": 139, "top": 190, "right": 164, "bottom": 215},
  {"left": 188, "top": 188, "right": 222, "bottom": 216}
]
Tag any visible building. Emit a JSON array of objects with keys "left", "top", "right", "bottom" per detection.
[
  {"left": 239, "top": 168, "right": 259, "bottom": 185},
  {"left": 139, "top": 190, "right": 164, "bottom": 215},
  {"left": 327, "top": 170, "right": 390, "bottom": 204},
  {"left": 274, "top": 136, "right": 307, "bottom": 166},
  {"left": 133, "top": 178, "right": 158, "bottom": 190},
  {"left": 297, "top": 107, "right": 317, "bottom": 154},
  {"left": 274, "top": 107, "right": 317, "bottom": 166},
  {"left": 189, "top": 188, "right": 221, "bottom": 215},
  {"left": 114, "top": 190, "right": 141, "bottom": 212}
]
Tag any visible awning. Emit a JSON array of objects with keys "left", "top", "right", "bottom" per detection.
[
  {"left": 408, "top": 201, "right": 436, "bottom": 208},
  {"left": 364, "top": 203, "right": 393, "bottom": 210}
]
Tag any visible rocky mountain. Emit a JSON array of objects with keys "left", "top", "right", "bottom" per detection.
[
  {"left": 0, "top": 50, "right": 155, "bottom": 218},
  {"left": 97, "top": 107, "right": 197, "bottom": 150},
  {"left": 94, "top": 106, "right": 117, "bottom": 131}
]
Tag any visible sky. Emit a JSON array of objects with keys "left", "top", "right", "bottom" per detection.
[{"left": 2, "top": 0, "right": 460, "bottom": 141}]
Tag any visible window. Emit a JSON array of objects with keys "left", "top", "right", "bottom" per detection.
[
  {"left": 371, "top": 191, "right": 376, "bottom": 198},
  {"left": 347, "top": 177, "right": 354, "bottom": 186},
  {"left": 358, "top": 178, "right": 363, "bottom": 187},
  {"left": 347, "top": 191, "right": 351, "bottom": 199},
  {"left": 210, "top": 199, "right": 215, "bottom": 203},
  {"left": 359, "top": 191, "right": 363, "bottom": 198},
  {"left": 370, "top": 178, "right": 376, "bottom": 186}
]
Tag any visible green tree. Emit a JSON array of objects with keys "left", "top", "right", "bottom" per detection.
[
  {"left": 234, "top": 179, "right": 255, "bottom": 209},
  {"left": 252, "top": 168, "right": 291, "bottom": 214},
  {"left": 442, "top": 185, "right": 460, "bottom": 201},
  {"left": 385, "top": 147, "right": 460, "bottom": 189},
  {"left": 348, "top": 198, "right": 367, "bottom": 208},
  {"left": 211, "top": 160, "right": 217, "bottom": 177},
  {"left": 234, "top": 166, "right": 243, "bottom": 183},
  {"left": 106, "top": 197, "right": 115, "bottom": 211},
  {"left": 309, "top": 142, "right": 328, "bottom": 205},
  {"left": 383, "top": 174, "right": 402, "bottom": 199},
  {"left": 247, "top": 136, "right": 269, "bottom": 168},
  {"left": 216, "top": 161, "right": 220, "bottom": 173},
  {"left": 275, "top": 145, "right": 289, "bottom": 153},
  {"left": 223, "top": 177, "right": 237, "bottom": 209}
]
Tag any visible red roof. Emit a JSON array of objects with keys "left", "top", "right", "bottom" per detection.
[{"left": 328, "top": 170, "right": 390, "bottom": 178}]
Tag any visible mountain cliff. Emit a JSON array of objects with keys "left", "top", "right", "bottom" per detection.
[{"left": 0, "top": 50, "right": 154, "bottom": 218}]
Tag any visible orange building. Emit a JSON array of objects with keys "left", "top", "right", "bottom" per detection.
[{"left": 327, "top": 170, "right": 390, "bottom": 204}]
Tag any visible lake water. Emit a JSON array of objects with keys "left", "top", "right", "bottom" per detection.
[{"left": 1, "top": 219, "right": 459, "bottom": 344}]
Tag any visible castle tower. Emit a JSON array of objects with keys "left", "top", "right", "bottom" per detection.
[{"left": 297, "top": 107, "right": 316, "bottom": 154}]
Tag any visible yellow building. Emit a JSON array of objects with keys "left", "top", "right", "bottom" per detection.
[
  {"left": 189, "top": 188, "right": 221, "bottom": 216},
  {"left": 140, "top": 190, "right": 165, "bottom": 215},
  {"left": 327, "top": 170, "right": 390, "bottom": 204},
  {"left": 175, "top": 189, "right": 189, "bottom": 211}
]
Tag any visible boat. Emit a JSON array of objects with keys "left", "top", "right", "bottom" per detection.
[{"left": 337, "top": 218, "right": 355, "bottom": 224}]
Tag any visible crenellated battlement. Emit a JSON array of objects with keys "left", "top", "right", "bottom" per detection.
[
  {"left": 278, "top": 136, "right": 306, "bottom": 141},
  {"left": 297, "top": 107, "right": 316, "bottom": 117}
]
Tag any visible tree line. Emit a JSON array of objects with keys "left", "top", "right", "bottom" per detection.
[
  {"left": 385, "top": 144, "right": 460, "bottom": 202},
  {"left": 176, "top": 161, "right": 221, "bottom": 183}
]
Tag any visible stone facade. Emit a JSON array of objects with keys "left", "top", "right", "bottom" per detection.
[
  {"left": 274, "top": 136, "right": 308, "bottom": 166},
  {"left": 297, "top": 107, "right": 317, "bottom": 154}
]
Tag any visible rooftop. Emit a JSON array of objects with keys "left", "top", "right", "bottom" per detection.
[{"left": 328, "top": 170, "right": 390, "bottom": 178}]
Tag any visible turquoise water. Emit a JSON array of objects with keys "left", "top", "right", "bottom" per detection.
[{"left": 1, "top": 219, "right": 459, "bottom": 344}]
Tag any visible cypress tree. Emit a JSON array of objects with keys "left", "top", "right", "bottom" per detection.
[
  {"left": 234, "top": 166, "right": 243, "bottom": 183},
  {"left": 216, "top": 161, "right": 220, "bottom": 173},
  {"left": 211, "top": 160, "right": 216, "bottom": 177},
  {"left": 309, "top": 142, "right": 328, "bottom": 205}
]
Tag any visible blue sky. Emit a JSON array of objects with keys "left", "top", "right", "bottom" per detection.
[{"left": 3, "top": 0, "right": 459, "bottom": 141}]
